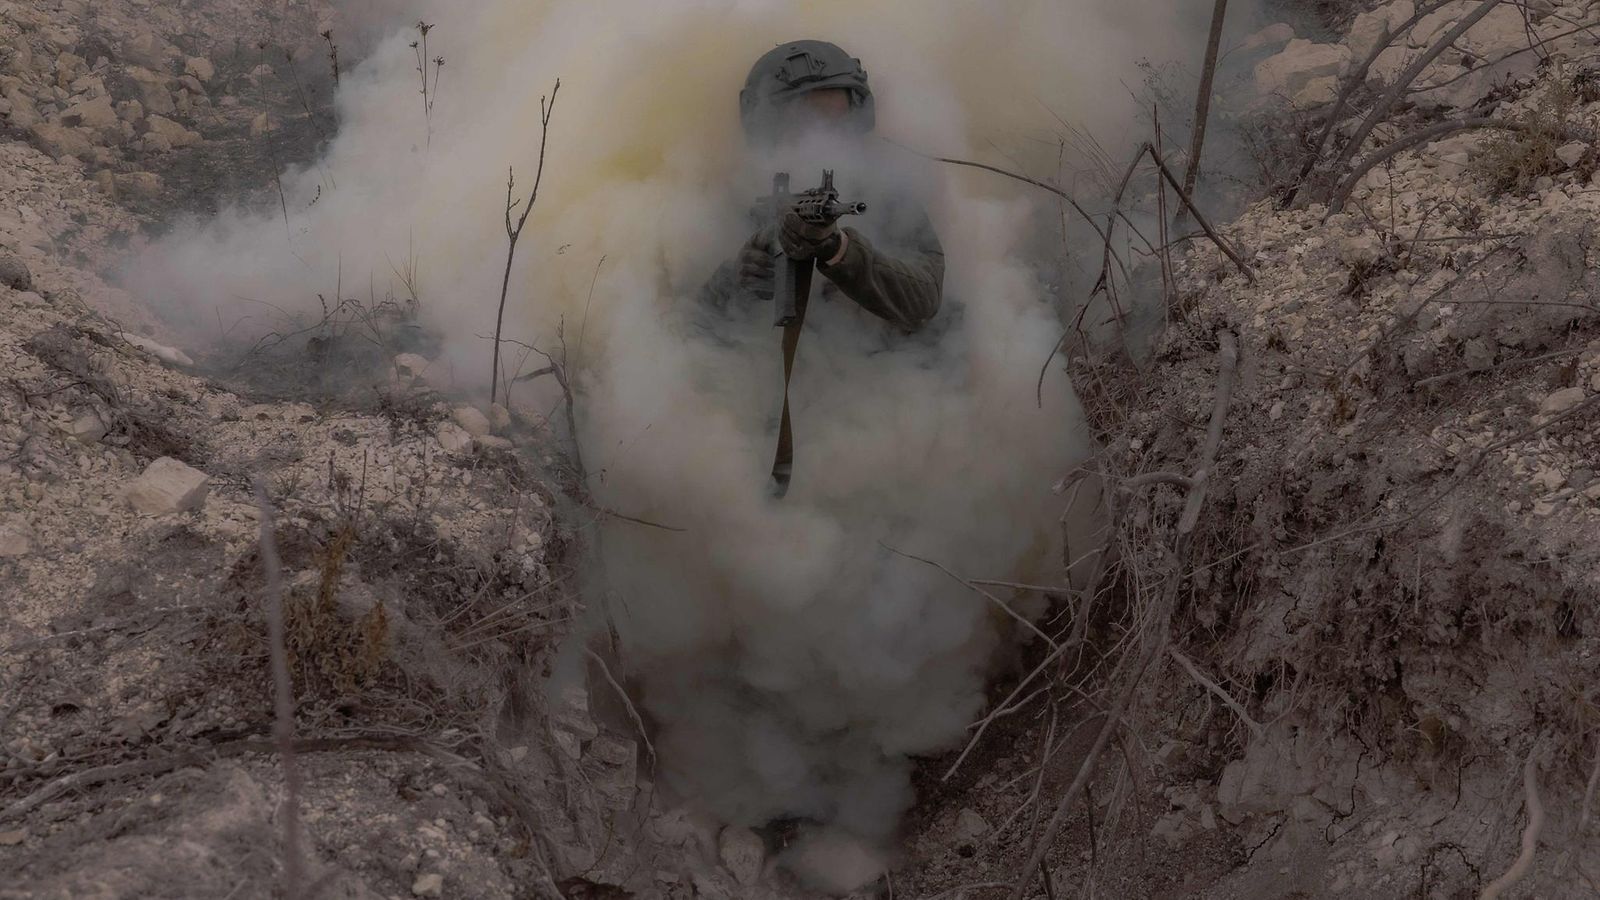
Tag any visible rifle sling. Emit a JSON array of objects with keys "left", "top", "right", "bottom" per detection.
[{"left": 771, "top": 259, "right": 815, "bottom": 498}]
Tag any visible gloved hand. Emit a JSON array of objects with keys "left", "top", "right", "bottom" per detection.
[
  {"left": 735, "top": 226, "right": 777, "bottom": 302},
  {"left": 778, "top": 207, "right": 841, "bottom": 261}
]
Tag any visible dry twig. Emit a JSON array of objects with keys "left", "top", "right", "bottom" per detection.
[
  {"left": 1010, "top": 332, "right": 1239, "bottom": 900},
  {"left": 1169, "top": 648, "right": 1264, "bottom": 739},
  {"left": 492, "top": 79, "right": 561, "bottom": 406},
  {"left": 254, "top": 478, "right": 304, "bottom": 899}
]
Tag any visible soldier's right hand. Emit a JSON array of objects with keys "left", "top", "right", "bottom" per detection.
[{"left": 736, "top": 227, "right": 777, "bottom": 302}]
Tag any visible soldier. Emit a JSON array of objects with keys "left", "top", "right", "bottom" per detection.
[{"left": 700, "top": 40, "right": 945, "bottom": 332}]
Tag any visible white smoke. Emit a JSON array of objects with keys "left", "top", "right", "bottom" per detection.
[{"left": 123, "top": 0, "right": 1243, "bottom": 868}]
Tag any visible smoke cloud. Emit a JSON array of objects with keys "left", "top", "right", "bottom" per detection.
[{"left": 125, "top": 0, "right": 1245, "bottom": 871}]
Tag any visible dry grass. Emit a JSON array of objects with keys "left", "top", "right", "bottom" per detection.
[{"left": 1470, "top": 79, "right": 1582, "bottom": 196}]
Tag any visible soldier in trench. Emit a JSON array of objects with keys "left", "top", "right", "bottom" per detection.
[{"left": 700, "top": 39, "right": 947, "bottom": 332}]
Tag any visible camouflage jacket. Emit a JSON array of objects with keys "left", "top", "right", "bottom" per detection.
[{"left": 700, "top": 190, "right": 945, "bottom": 332}]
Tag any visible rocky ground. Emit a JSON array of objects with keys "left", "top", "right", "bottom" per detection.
[
  {"left": 0, "top": 3, "right": 812, "bottom": 899},
  {"left": 885, "top": 2, "right": 1600, "bottom": 898},
  {"left": 6, "top": 1, "right": 1600, "bottom": 899}
]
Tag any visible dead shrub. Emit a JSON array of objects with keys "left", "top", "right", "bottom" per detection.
[{"left": 1469, "top": 80, "right": 1579, "bottom": 196}]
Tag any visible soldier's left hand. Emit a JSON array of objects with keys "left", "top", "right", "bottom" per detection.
[{"left": 778, "top": 208, "right": 841, "bottom": 261}]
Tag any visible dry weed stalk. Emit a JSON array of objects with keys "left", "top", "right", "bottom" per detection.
[
  {"left": 492, "top": 79, "right": 562, "bottom": 407},
  {"left": 411, "top": 21, "right": 443, "bottom": 146},
  {"left": 253, "top": 478, "right": 305, "bottom": 899}
]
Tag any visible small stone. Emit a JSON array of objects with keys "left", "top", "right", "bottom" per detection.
[
  {"left": 250, "top": 111, "right": 274, "bottom": 137},
  {"left": 28, "top": 121, "right": 95, "bottom": 160},
  {"left": 60, "top": 93, "right": 118, "bottom": 132},
  {"left": 508, "top": 745, "right": 529, "bottom": 763},
  {"left": 144, "top": 114, "right": 201, "bottom": 148},
  {"left": 1540, "top": 387, "right": 1586, "bottom": 414},
  {"left": 1556, "top": 142, "right": 1588, "bottom": 168},
  {"left": 0, "top": 253, "right": 32, "bottom": 291},
  {"left": 125, "top": 457, "right": 209, "bottom": 516},
  {"left": 434, "top": 421, "right": 472, "bottom": 453},
  {"left": 955, "top": 808, "right": 990, "bottom": 841},
  {"left": 476, "top": 435, "right": 513, "bottom": 451},
  {"left": 394, "top": 353, "right": 433, "bottom": 379},
  {"left": 0, "top": 829, "right": 25, "bottom": 846},
  {"left": 1269, "top": 400, "right": 1285, "bottom": 421},
  {"left": 452, "top": 406, "right": 492, "bottom": 438},
  {"left": 0, "top": 521, "right": 32, "bottom": 558},
  {"left": 66, "top": 412, "right": 107, "bottom": 444},
  {"left": 410, "top": 873, "right": 443, "bottom": 897},
  {"left": 718, "top": 826, "right": 765, "bottom": 885},
  {"left": 184, "top": 57, "right": 215, "bottom": 83}
]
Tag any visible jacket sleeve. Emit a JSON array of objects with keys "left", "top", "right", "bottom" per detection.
[
  {"left": 697, "top": 256, "right": 741, "bottom": 314},
  {"left": 816, "top": 205, "right": 944, "bottom": 331}
]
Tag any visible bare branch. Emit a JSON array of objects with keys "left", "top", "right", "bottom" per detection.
[
  {"left": 491, "top": 78, "right": 562, "bottom": 407},
  {"left": 882, "top": 543, "right": 1060, "bottom": 650},
  {"left": 585, "top": 648, "right": 657, "bottom": 767},
  {"left": 1480, "top": 742, "right": 1544, "bottom": 900},
  {"left": 1169, "top": 647, "right": 1264, "bottom": 739}
]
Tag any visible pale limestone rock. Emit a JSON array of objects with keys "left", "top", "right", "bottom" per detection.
[
  {"left": 184, "top": 56, "right": 215, "bottom": 83},
  {"left": 1255, "top": 40, "right": 1351, "bottom": 98},
  {"left": 434, "top": 421, "right": 472, "bottom": 453},
  {"left": 1347, "top": 9, "right": 1392, "bottom": 60},
  {"left": 144, "top": 115, "right": 200, "bottom": 148},
  {"left": 1556, "top": 141, "right": 1588, "bottom": 168},
  {"left": 65, "top": 412, "right": 107, "bottom": 443},
  {"left": 452, "top": 406, "right": 491, "bottom": 438},
  {"left": 410, "top": 873, "right": 443, "bottom": 897},
  {"left": 1369, "top": 45, "right": 1419, "bottom": 83},
  {"left": 59, "top": 94, "right": 117, "bottom": 133},
  {"left": 28, "top": 122, "right": 93, "bottom": 159},
  {"left": 1541, "top": 387, "right": 1586, "bottom": 414},
  {"left": 125, "top": 457, "right": 209, "bottom": 515},
  {"left": 1294, "top": 75, "right": 1340, "bottom": 107},
  {"left": 1459, "top": 4, "right": 1532, "bottom": 59}
]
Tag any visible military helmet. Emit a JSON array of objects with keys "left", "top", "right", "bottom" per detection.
[{"left": 739, "top": 40, "right": 875, "bottom": 137}]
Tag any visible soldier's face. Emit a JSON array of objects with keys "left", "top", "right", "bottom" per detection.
[{"left": 779, "top": 89, "right": 854, "bottom": 141}]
